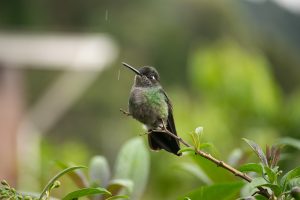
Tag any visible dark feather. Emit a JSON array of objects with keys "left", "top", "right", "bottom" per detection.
[{"left": 148, "top": 89, "right": 181, "bottom": 156}]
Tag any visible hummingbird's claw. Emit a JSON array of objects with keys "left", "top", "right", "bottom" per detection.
[{"left": 119, "top": 108, "right": 131, "bottom": 116}]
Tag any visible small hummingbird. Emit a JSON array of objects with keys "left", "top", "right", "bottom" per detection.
[{"left": 122, "top": 62, "right": 181, "bottom": 156}]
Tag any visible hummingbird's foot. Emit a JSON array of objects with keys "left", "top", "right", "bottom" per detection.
[
  {"left": 119, "top": 108, "right": 131, "bottom": 116},
  {"left": 159, "top": 119, "right": 168, "bottom": 131}
]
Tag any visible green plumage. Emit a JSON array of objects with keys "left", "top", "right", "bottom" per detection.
[{"left": 123, "top": 63, "right": 181, "bottom": 156}]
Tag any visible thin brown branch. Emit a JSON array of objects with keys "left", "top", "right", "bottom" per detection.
[
  {"left": 119, "top": 109, "right": 271, "bottom": 199},
  {"left": 158, "top": 129, "right": 271, "bottom": 199}
]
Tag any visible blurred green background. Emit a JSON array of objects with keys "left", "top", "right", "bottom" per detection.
[{"left": 1, "top": 0, "right": 300, "bottom": 199}]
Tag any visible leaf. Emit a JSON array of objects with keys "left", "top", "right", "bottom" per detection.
[
  {"left": 105, "top": 195, "right": 130, "bottom": 200},
  {"left": 177, "top": 147, "right": 195, "bottom": 154},
  {"left": 113, "top": 137, "right": 150, "bottom": 200},
  {"left": 239, "top": 163, "right": 263, "bottom": 174},
  {"left": 181, "top": 181, "right": 244, "bottom": 200},
  {"left": 259, "top": 184, "right": 281, "bottom": 196},
  {"left": 281, "top": 166, "right": 300, "bottom": 189},
  {"left": 263, "top": 166, "right": 276, "bottom": 184},
  {"left": 89, "top": 156, "right": 111, "bottom": 187},
  {"left": 247, "top": 177, "right": 268, "bottom": 192},
  {"left": 62, "top": 188, "right": 111, "bottom": 200},
  {"left": 106, "top": 179, "right": 134, "bottom": 196},
  {"left": 56, "top": 161, "right": 89, "bottom": 188},
  {"left": 243, "top": 138, "right": 268, "bottom": 166},
  {"left": 39, "top": 166, "right": 86, "bottom": 200},
  {"left": 177, "top": 163, "right": 212, "bottom": 184},
  {"left": 277, "top": 137, "right": 300, "bottom": 150}
]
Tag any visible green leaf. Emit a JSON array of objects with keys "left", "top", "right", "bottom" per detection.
[
  {"left": 277, "top": 137, "right": 300, "bottom": 150},
  {"left": 56, "top": 161, "right": 89, "bottom": 188},
  {"left": 259, "top": 184, "right": 281, "bottom": 196},
  {"left": 39, "top": 166, "right": 86, "bottom": 200},
  {"left": 107, "top": 179, "right": 134, "bottom": 196},
  {"left": 181, "top": 181, "right": 244, "bottom": 200},
  {"left": 199, "top": 142, "right": 214, "bottom": 150},
  {"left": 281, "top": 166, "right": 300, "bottom": 189},
  {"left": 113, "top": 137, "right": 150, "bottom": 200},
  {"left": 243, "top": 138, "right": 268, "bottom": 166},
  {"left": 89, "top": 156, "right": 111, "bottom": 187},
  {"left": 177, "top": 147, "right": 195, "bottom": 154},
  {"left": 62, "top": 188, "right": 111, "bottom": 200},
  {"left": 239, "top": 163, "right": 263, "bottom": 174},
  {"left": 177, "top": 163, "right": 212, "bottom": 184},
  {"left": 105, "top": 195, "right": 130, "bottom": 200},
  {"left": 247, "top": 177, "right": 268, "bottom": 192},
  {"left": 263, "top": 166, "right": 276, "bottom": 183}
]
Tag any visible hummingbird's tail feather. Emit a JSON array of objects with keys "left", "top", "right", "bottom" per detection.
[{"left": 148, "top": 131, "right": 182, "bottom": 156}]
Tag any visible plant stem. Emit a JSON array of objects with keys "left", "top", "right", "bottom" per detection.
[{"left": 160, "top": 129, "right": 271, "bottom": 199}]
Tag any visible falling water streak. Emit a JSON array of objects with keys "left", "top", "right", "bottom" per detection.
[
  {"left": 117, "top": 69, "right": 121, "bottom": 80},
  {"left": 105, "top": 9, "right": 109, "bottom": 21}
]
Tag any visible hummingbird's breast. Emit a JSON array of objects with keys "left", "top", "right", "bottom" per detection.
[{"left": 129, "top": 87, "right": 168, "bottom": 128}]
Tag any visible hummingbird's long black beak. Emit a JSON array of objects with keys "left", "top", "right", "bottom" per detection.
[{"left": 122, "top": 62, "right": 142, "bottom": 76}]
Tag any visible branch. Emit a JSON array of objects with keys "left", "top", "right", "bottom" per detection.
[
  {"left": 159, "top": 129, "right": 271, "bottom": 199},
  {"left": 119, "top": 109, "right": 271, "bottom": 199}
]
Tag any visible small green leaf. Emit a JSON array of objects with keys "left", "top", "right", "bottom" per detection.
[
  {"left": 243, "top": 138, "right": 268, "bottom": 166},
  {"left": 62, "top": 188, "right": 111, "bottom": 200},
  {"left": 56, "top": 161, "right": 89, "bottom": 188},
  {"left": 239, "top": 163, "right": 263, "bottom": 174},
  {"left": 281, "top": 166, "right": 300, "bottom": 189},
  {"left": 177, "top": 147, "right": 195, "bottom": 154},
  {"left": 107, "top": 179, "right": 133, "bottom": 195},
  {"left": 105, "top": 195, "right": 130, "bottom": 200},
  {"left": 39, "top": 166, "right": 86, "bottom": 200},
  {"left": 263, "top": 166, "right": 276, "bottom": 183},
  {"left": 181, "top": 181, "right": 244, "bottom": 200},
  {"left": 248, "top": 177, "right": 268, "bottom": 192},
  {"left": 89, "top": 156, "right": 111, "bottom": 187},
  {"left": 259, "top": 184, "right": 281, "bottom": 196}
]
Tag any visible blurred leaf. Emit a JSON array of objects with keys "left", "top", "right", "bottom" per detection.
[
  {"left": 39, "top": 166, "right": 86, "bottom": 200},
  {"left": 181, "top": 181, "right": 244, "bottom": 200},
  {"left": 255, "top": 195, "right": 269, "bottom": 200},
  {"left": 239, "top": 163, "right": 263, "bottom": 174},
  {"left": 56, "top": 161, "right": 89, "bottom": 188},
  {"left": 277, "top": 137, "right": 300, "bottom": 150},
  {"left": 113, "top": 137, "right": 150, "bottom": 200},
  {"left": 177, "top": 163, "right": 212, "bottom": 184},
  {"left": 106, "top": 179, "right": 133, "bottom": 196},
  {"left": 280, "top": 166, "right": 300, "bottom": 190},
  {"left": 243, "top": 138, "right": 268, "bottom": 166},
  {"left": 288, "top": 177, "right": 300, "bottom": 188},
  {"left": 105, "top": 195, "right": 130, "bottom": 200},
  {"left": 89, "top": 156, "right": 111, "bottom": 187},
  {"left": 62, "top": 188, "right": 111, "bottom": 200}
]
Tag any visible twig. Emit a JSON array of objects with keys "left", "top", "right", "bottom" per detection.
[
  {"left": 119, "top": 109, "right": 271, "bottom": 199},
  {"left": 158, "top": 128, "right": 271, "bottom": 199}
]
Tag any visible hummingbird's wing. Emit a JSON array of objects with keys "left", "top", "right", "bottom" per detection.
[{"left": 147, "top": 89, "right": 181, "bottom": 156}]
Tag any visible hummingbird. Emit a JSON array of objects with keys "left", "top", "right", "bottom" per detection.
[{"left": 122, "top": 62, "right": 181, "bottom": 156}]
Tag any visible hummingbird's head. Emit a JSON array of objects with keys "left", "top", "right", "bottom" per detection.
[{"left": 122, "top": 62, "right": 160, "bottom": 87}]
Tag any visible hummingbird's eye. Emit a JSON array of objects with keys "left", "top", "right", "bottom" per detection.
[{"left": 151, "top": 75, "right": 156, "bottom": 80}]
